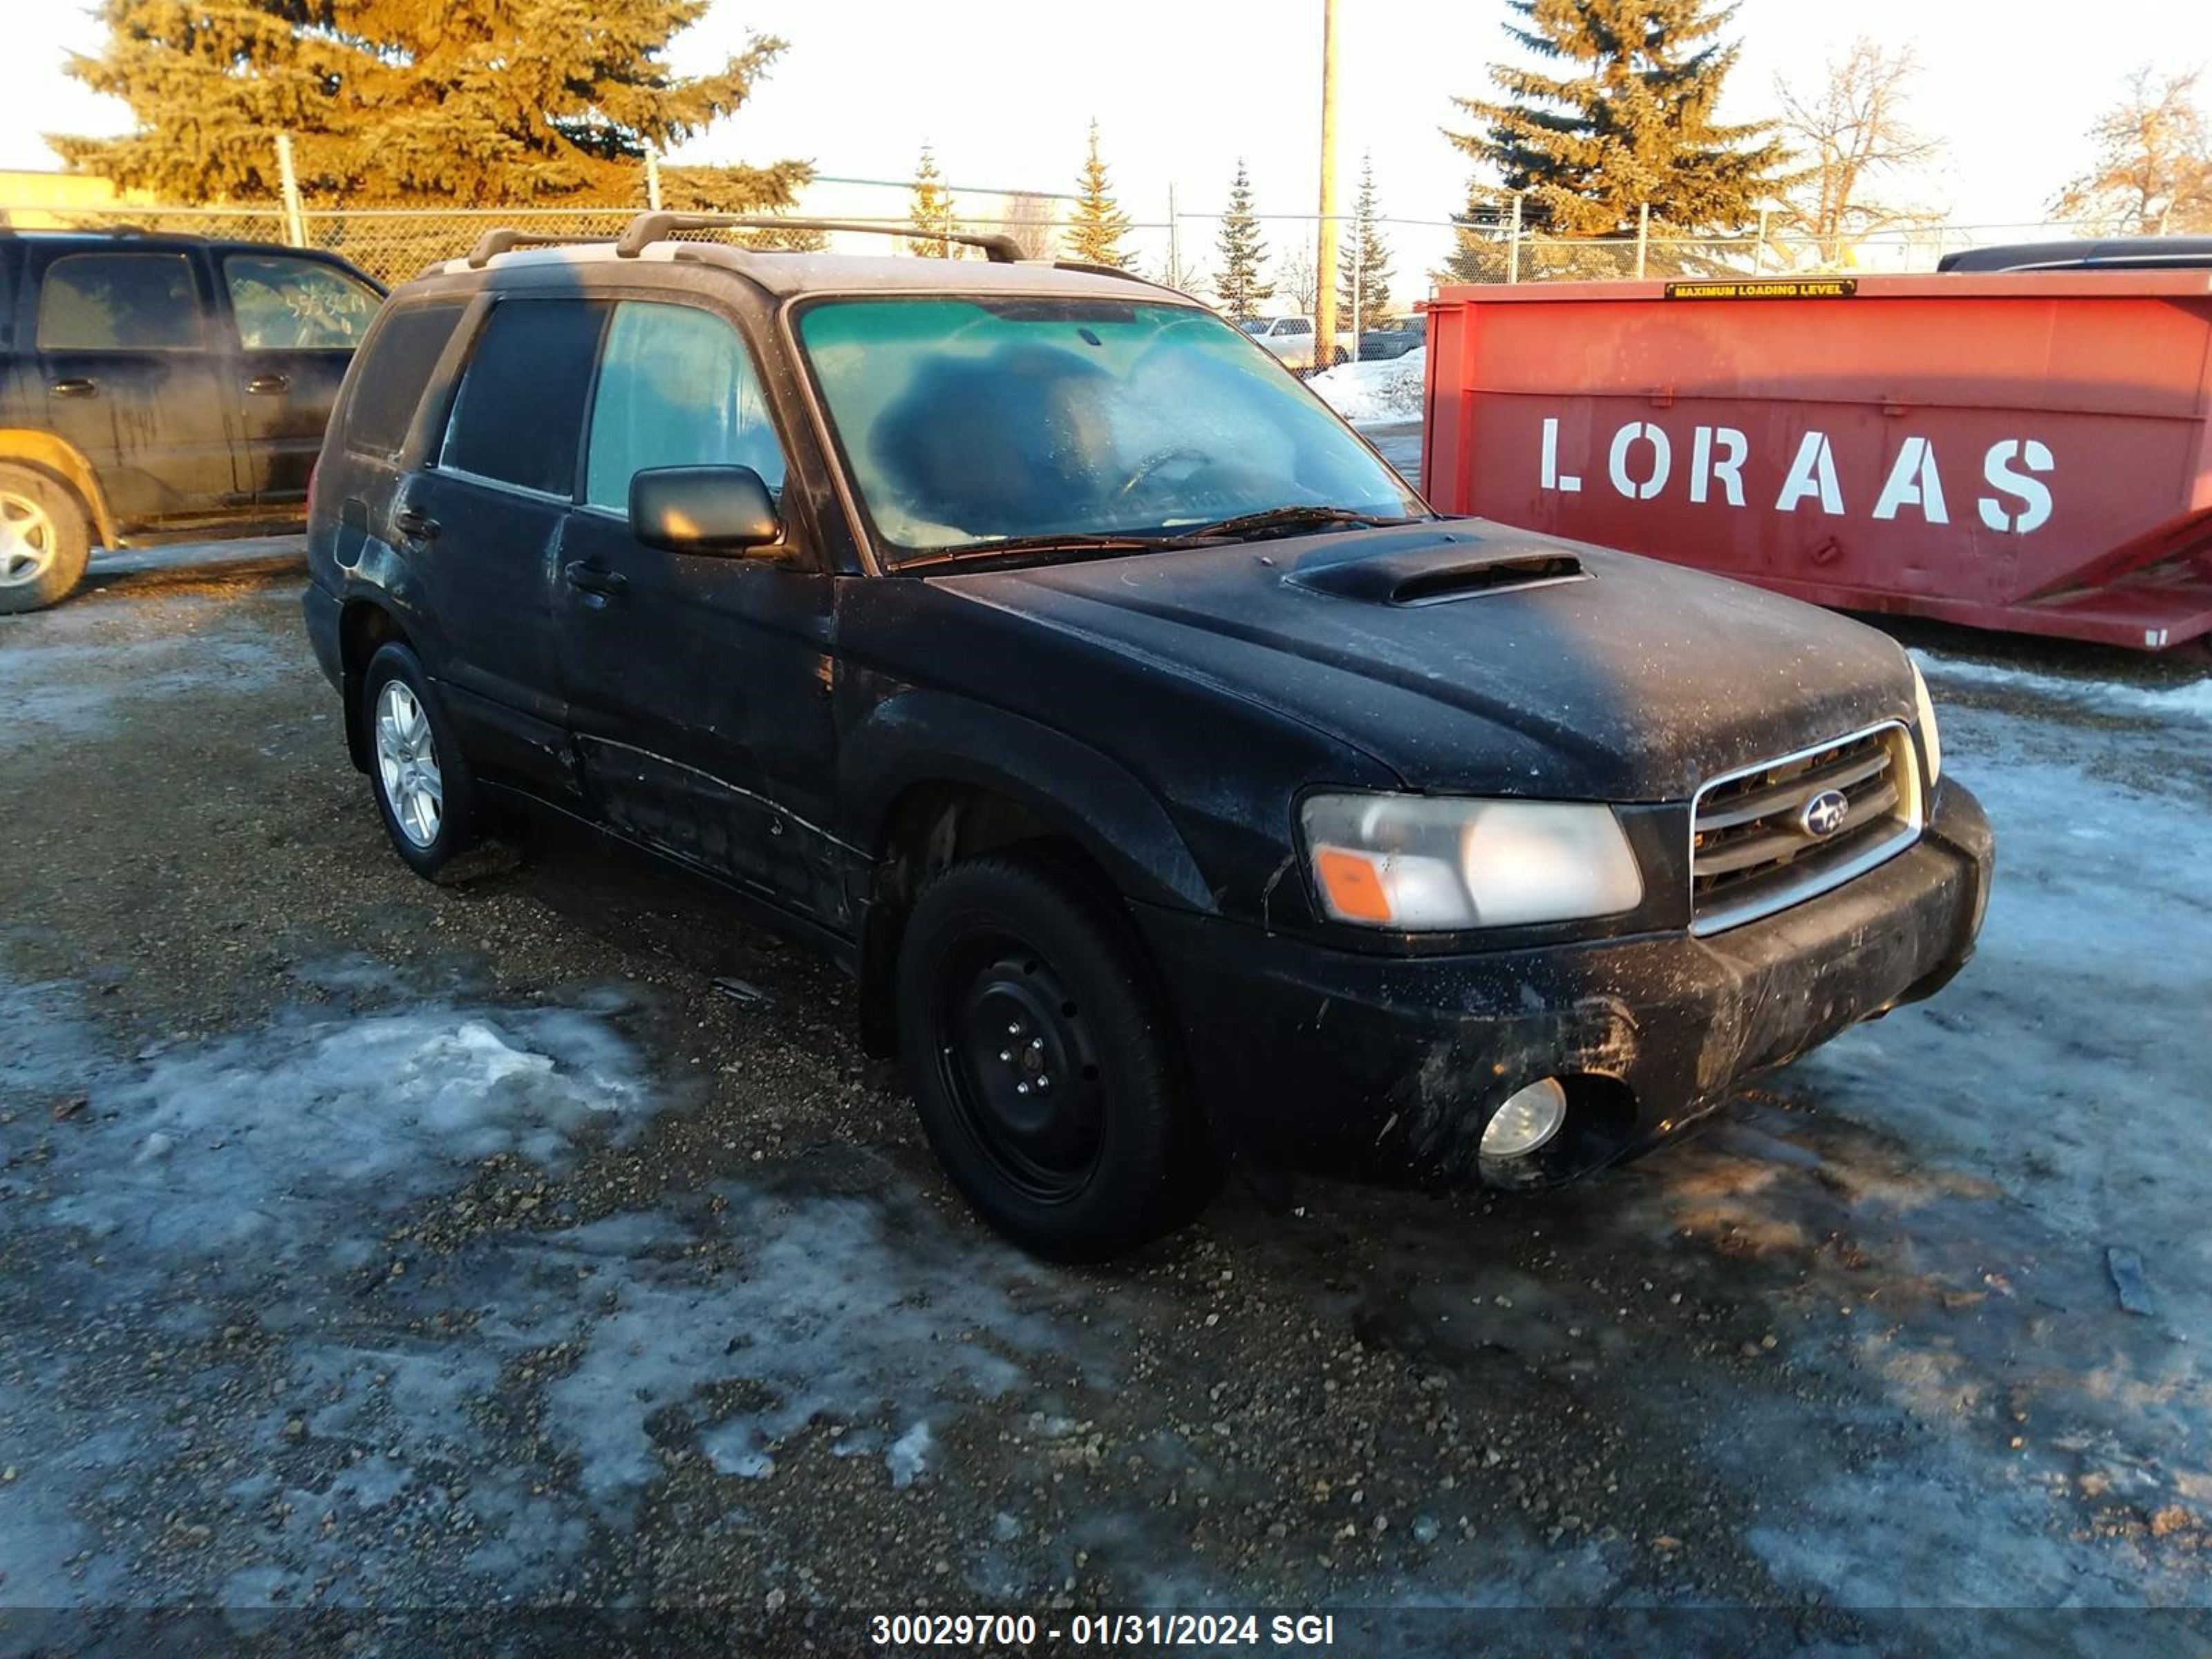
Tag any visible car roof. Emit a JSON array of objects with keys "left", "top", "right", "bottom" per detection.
[
  {"left": 424, "top": 241, "right": 1200, "bottom": 306},
  {"left": 413, "top": 214, "right": 1205, "bottom": 308},
  {"left": 1938, "top": 236, "right": 2212, "bottom": 272},
  {"left": 1, "top": 228, "right": 298, "bottom": 256}
]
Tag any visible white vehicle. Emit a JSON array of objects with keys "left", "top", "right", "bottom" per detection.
[{"left": 1239, "top": 315, "right": 1353, "bottom": 373}]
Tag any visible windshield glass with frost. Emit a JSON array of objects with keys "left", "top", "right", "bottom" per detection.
[{"left": 794, "top": 296, "right": 1420, "bottom": 561}]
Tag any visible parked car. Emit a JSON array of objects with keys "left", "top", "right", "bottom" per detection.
[
  {"left": 1239, "top": 313, "right": 1353, "bottom": 372},
  {"left": 306, "top": 213, "right": 1991, "bottom": 1262},
  {"left": 1358, "top": 310, "right": 1426, "bottom": 361},
  {"left": 0, "top": 228, "right": 384, "bottom": 612}
]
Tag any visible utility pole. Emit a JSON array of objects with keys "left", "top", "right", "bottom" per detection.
[{"left": 1313, "top": 0, "right": 1341, "bottom": 363}]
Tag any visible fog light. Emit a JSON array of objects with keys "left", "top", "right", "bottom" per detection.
[{"left": 1481, "top": 1078, "right": 1568, "bottom": 1159}]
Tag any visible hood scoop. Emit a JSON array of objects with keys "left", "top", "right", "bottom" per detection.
[{"left": 1286, "top": 535, "right": 1588, "bottom": 607}]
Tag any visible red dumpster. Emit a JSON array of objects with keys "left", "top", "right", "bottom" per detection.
[{"left": 1419, "top": 272, "right": 2212, "bottom": 650}]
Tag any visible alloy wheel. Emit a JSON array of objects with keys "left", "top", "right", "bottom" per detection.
[
  {"left": 0, "top": 491, "right": 57, "bottom": 588},
  {"left": 374, "top": 679, "right": 444, "bottom": 848}
]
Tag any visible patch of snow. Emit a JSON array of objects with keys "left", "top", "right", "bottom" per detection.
[
  {"left": 1913, "top": 647, "right": 2212, "bottom": 722},
  {"left": 1308, "top": 348, "right": 1426, "bottom": 424},
  {"left": 886, "top": 1421, "right": 933, "bottom": 1489},
  {"left": 530, "top": 1185, "right": 1091, "bottom": 1508},
  {"left": 41, "top": 1006, "right": 647, "bottom": 1268}
]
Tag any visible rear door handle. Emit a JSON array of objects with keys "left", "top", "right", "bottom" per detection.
[
  {"left": 392, "top": 508, "right": 439, "bottom": 542},
  {"left": 564, "top": 561, "right": 628, "bottom": 598},
  {"left": 50, "top": 377, "right": 97, "bottom": 399},
  {"left": 245, "top": 373, "right": 291, "bottom": 396}
]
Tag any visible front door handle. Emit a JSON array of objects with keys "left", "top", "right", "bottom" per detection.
[
  {"left": 392, "top": 507, "right": 439, "bottom": 542},
  {"left": 564, "top": 561, "right": 628, "bottom": 598},
  {"left": 245, "top": 373, "right": 291, "bottom": 396},
  {"left": 50, "top": 377, "right": 98, "bottom": 399}
]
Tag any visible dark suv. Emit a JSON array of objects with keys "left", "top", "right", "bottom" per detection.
[
  {"left": 304, "top": 214, "right": 1992, "bottom": 1260},
  {"left": 0, "top": 229, "right": 383, "bottom": 612}
]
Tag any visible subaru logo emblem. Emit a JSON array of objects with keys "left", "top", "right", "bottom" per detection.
[{"left": 1799, "top": 789, "right": 1850, "bottom": 839}]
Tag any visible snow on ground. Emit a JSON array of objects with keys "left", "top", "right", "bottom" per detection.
[
  {"left": 0, "top": 971, "right": 1101, "bottom": 1609},
  {"left": 0, "top": 592, "right": 295, "bottom": 753},
  {"left": 1308, "top": 348, "right": 1426, "bottom": 424}
]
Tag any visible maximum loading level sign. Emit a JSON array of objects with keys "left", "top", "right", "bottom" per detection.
[{"left": 1665, "top": 277, "right": 1859, "bottom": 300}]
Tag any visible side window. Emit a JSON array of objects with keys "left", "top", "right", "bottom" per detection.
[
  {"left": 224, "top": 254, "right": 380, "bottom": 350},
  {"left": 1282, "top": 319, "right": 1312, "bottom": 337},
  {"left": 344, "top": 300, "right": 467, "bottom": 460},
  {"left": 583, "top": 301, "right": 787, "bottom": 514},
  {"left": 440, "top": 299, "right": 608, "bottom": 496},
  {"left": 37, "top": 253, "right": 203, "bottom": 351}
]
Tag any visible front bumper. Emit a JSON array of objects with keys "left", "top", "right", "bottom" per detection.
[{"left": 1136, "top": 780, "right": 1992, "bottom": 1188}]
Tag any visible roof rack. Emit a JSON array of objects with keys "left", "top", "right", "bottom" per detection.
[
  {"left": 613, "top": 211, "right": 1024, "bottom": 263},
  {"left": 461, "top": 227, "right": 610, "bottom": 269},
  {"left": 1050, "top": 259, "right": 1181, "bottom": 294}
]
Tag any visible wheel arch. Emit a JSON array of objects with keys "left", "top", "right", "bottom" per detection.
[
  {"left": 843, "top": 695, "right": 1215, "bottom": 1054},
  {"left": 0, "top": 430, "right": 116, "bottom": 547},
  {"left": 337, "top": 599, "right": 411, "bottom": 772}
]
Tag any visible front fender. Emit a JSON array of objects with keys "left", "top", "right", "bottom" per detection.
[{"left": 841, "top": 688, "right": 1217, "bottom": 915}]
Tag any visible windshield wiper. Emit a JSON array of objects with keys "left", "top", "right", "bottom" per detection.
[
  {"left": 901, "top": 531, "right": 1185, "bottom": 570},
  {"left": 1172, "top": 505, "right": 1420, "bottom": 541}
]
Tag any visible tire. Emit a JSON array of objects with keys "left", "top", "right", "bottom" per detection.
[
  {"left": 895, "top": 851, "right": 1221, "bottom": 1262},
  {"left": 0, "top": 464, "right": 93, "bottom": 615},
  {"left": 359, "top": 641, "right": 480, "bottom": 879}
]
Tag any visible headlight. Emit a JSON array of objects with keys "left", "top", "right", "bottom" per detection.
[
  {"left": 1300, "top": 793, "right": 1644, "bottom": 930},
  {"left": 1909, "top": 659, "right": 1942, "bottom": 784}
]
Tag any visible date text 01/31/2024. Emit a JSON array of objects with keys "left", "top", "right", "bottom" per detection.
[{"left": 868, "top": 1612, "right": 1339, "bottom": 1648}]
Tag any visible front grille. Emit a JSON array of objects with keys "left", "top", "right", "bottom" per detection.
[{"left": 1689, "top": 723, "right": 1922, "bottom": 935}]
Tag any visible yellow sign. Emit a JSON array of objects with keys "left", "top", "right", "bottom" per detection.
[{"left": 1665, "top": 279, "right": 1859, "bottom": 301}]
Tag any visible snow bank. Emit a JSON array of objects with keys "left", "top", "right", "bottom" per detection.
[{"left": 1307, "top": 348, "right": 1426, "bottom": 424}]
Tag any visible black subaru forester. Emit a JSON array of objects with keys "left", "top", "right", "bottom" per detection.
[{"left": 303, "top": 213, "right": 1992, "bottom": 1261}]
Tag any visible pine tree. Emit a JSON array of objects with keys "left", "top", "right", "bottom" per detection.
[
  {"left": 1445, "top": 0, "right": 1793, "bottom": 236},
  {"left": 1214, "top": 160, "right": 1273, "bottom": 322},
  {"left": 1066, "top": 120, "right": 1133, "bottom": 268},
  {"left": 908, "top": 144, "right": 958, "bottom": 258},
  {"left": 54, "top": 0, "right": 805, "bottom": 208},
  {"left": 1335, "top": 153, "right": 1394, "bottom": 331},
  {"left": 1438, "top": 179, "right": 1510, "bottom": 283}
]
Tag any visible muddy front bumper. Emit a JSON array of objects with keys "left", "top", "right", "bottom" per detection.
[{"left": 1137, "top": 781, "right": 1992, "bottom": 1188}]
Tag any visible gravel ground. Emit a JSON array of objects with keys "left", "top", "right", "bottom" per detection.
[{"left": 1, "top": 548, "right": 2207, "bottom": 1656}]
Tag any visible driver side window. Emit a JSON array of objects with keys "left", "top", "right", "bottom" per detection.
[{"left": 584, "top": 301, "right": 785, "bottom": 514}]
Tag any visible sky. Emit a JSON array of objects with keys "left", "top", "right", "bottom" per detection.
[{"left": 4, "top": 0, "right": 2209, "bottom": 279}]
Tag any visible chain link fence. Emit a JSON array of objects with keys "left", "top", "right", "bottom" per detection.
[{"left": 0, "top": 183, "right": 2115, "bottom": 299}]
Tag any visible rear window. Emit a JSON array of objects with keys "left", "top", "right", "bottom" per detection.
[
  {"left": 344, "top": 301, "right": 466, "bottom": 460},
  {"left": 439, "top": 299, "right": 608, "bottom": 496},
  {"left": 37, "top": 252, "right": 203, "bottom": 351}
]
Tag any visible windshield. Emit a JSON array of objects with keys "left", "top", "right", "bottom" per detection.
[
  {"left": 1239, "top": 319, "right": 1271, "bottom": 335},
  {"left": 795, "top": 297, "right": 1423, "bottom": 561}
]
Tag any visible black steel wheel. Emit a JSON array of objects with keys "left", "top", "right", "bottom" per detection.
[{"left": 896, "top": 852, "right": 1219, "bottom": 1260}]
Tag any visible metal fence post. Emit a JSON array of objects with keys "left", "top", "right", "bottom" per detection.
[
  {"left": 1635, "top": 203, "right": 1649, "bottom": 280},
  {"left": 274, "top": 133, "right": 306, "bottom": 247},
  {"left": 1507, "top": 192, "right": 1522, "bottom": 285},
  {"left": 645, "top": 150, "right": 664, "bottom": 212},
  {"left": 1754, "top": 206, "right": 1770, "bottom": 275}
]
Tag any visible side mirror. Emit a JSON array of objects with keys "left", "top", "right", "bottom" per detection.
[{"left": 628, "top": 465, "right": 782, "bottom": 555}]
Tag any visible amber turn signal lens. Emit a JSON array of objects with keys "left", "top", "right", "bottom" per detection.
[{"left": 1313, "top": 846, "right": 1394, "bottom": 924}]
